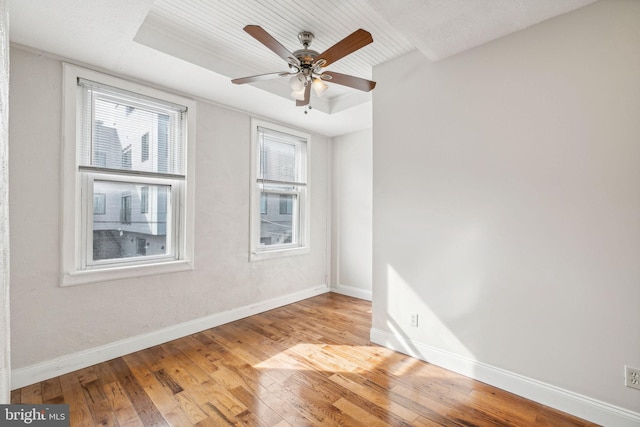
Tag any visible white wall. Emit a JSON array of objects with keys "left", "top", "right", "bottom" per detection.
[
  {"left": 331, "top": 129, "right": 372, "bottom": 300},
  {"left": 0, "top": 0, "right": 11, "bottom": 403},
  {"left": 372, "top": 0, "right": 640, "bottom": 422},
  {"left": 9, "top": 47, "right": 330, "bottom": 374}
]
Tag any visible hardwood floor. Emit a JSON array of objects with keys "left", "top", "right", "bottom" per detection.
[{"left": 12, "top": 293, "right": 599, "bottom": 426}]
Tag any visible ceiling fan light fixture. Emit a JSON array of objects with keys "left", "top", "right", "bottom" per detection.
[
  {"left": 289, "top": 73, "right": 305, "bottom": 92},
  {"left": 312, "top": 77, "right": 328, "bottom": 97},
  {"left": 291, "top": 89, "right": 306, "bottom": 101}
]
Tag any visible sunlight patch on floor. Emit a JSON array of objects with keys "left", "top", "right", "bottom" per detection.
[{"left": 252, "top": 342, "right": 455, "bottom": 381}]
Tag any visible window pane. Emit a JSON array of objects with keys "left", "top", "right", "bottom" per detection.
[
  {"left": 78, "top": 81, "right": 185, "bottom": 176},
  {"left": 92, "top": 97, "right": 174, "bottom": 174},
  {"left": 92, "top": 180, "right": 170, "bottom": 261},
  {"left": 260, "top": 192, "right": 296, "bottom": 247},
  {"left": 259, "top": 138, "right": 296, "bottom": 182}
]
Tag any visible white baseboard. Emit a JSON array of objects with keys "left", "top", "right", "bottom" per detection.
[
  {"left": 370, "top": 328, "right": 640, "bottom": 427},
  {"left": 12, "top": 285, "right": 330, "bottom": 389},
  {"left": 331, "top": 284, "right": 372, "bottom": 301}
]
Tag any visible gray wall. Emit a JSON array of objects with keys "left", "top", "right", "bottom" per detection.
[{"left": 372, "top": 0, "right": 640, "bottom": 415}]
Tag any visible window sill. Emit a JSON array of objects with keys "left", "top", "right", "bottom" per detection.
[
  {"left": 61, "top": 259, "right": 194, "bottom": 287},
  {"left": 250, "top": 246, "right": 310, "bottom": 262}
]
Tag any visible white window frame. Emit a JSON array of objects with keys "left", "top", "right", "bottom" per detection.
[
  {"left": 61, "top": 64, "right": 196, "bottom": 286},
  {"left": 250, "top": 119, "right": 310, "bottom": 261}
]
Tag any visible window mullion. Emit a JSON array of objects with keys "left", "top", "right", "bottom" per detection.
[{"left": 79, "top": 165, "right": 185, "bottom": 180}]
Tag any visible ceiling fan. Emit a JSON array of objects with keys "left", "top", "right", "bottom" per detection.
[{"left": 231, "top": 25, "right": 376, "bottom": 107}]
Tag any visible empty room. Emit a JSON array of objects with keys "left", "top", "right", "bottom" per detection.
[{"left": 1, "top": 0, "right": 639, "bottom": 426}]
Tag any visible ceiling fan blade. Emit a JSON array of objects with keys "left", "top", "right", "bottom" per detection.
[
  {"left": 315, "top": 29, "right": 373, "bottom": 67},
  {"left": 232, "top": 72, "right": 290, "bottom": 85},
  {"left": 244, "top": 25, "right": 299, "bottom": 65},
  {"left": 296, "top": 84, "right": 311, "bottom": 107},
  {"left": 321, "top": 71, "right": 376, "bottom": 92}
]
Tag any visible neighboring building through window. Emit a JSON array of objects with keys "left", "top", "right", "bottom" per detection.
[
  {"left": 61, "top": 64, "right": 196, "bottom": 286},
  {"left": 250, "top": 119, "right": 309, "bottom": 261}
]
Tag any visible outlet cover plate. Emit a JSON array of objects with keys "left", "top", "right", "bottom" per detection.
[
  {"left": 409, "top": 312, "right": 418, "bottom": 327},
  {"left": 625, "top": 366, "right": 640, "bottom": 390}
]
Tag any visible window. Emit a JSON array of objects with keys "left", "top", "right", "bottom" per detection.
[
  {"left": 93, "top": 194, "right": 106, "bottom": 215},
  {"left": 141, "top": 132, "right": 149, "bottom": 162},
  {"left": 62, "top": 64, "right": 196, "bottom": 286},
  {"left": 140, "top": 186, "right": 149, "bottom": 213},
  {"left": 136, "top": 237, "right": 147, "bottom": 255},
  {"left": 120, "top": 193, "right": 132, "bottom": 224},
  {"left": 121, "top": 145, "right": 132, "bottom": 169},
  {"left": 250, "top": 119, "right": 309, "bottom": 261},
  {"left": 260, "top": 193, "right": 267, "bottom": 215},
  {"left": 279, "top": 194, "right": 293, "bottom": 215}
]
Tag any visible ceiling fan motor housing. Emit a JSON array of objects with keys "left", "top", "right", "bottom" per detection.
[{"left": 293, "top": 31, "right": 321, "bottom": 78}]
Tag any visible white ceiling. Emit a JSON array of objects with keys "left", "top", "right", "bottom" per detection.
[{"left": 8, "top": 0, "right": 596, "bottom": 137}]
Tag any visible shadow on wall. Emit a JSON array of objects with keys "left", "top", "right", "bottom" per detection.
[{"left": 381, "top": 263, "right": 478, "bottom": 362}]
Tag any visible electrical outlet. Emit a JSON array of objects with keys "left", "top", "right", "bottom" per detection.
[
  {"left": 625, "top": 366, "right": 640, "bottom": 390},
  {"left": 409, "top": 312, "right": 419, "bottom": 327}
]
